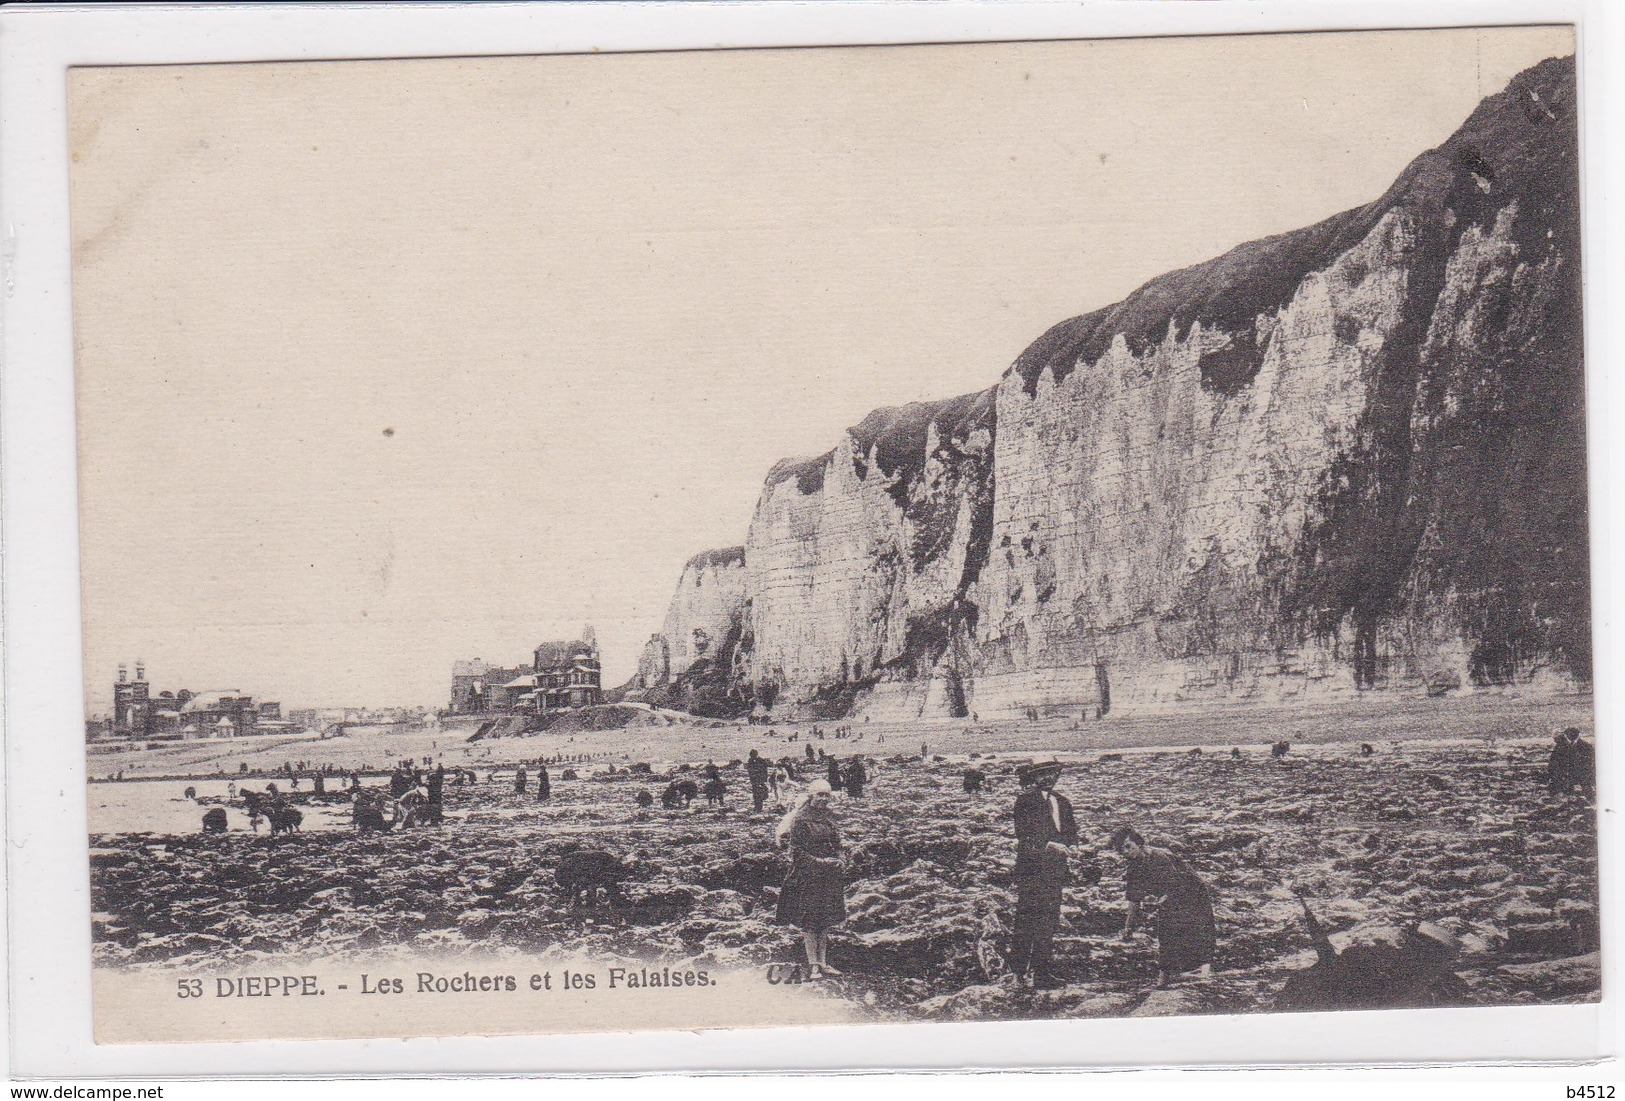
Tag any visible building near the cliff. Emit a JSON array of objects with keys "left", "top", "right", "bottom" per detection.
[
  {"left": 448, "top": 629, "right": 604, "bottom": 715},
  {"left": 448, "top": 658, "right": 533, "bottom": 714}
]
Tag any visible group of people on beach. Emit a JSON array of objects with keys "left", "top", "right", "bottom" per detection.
[
  {"left": 187, "top": 717, "right": 1595, "bottom": 993},
  {"left": 769, "top": 756, "right": 1214, "bottom": 988},
  {"left": 770, "top": 725, "right": 1597, "bottom": 987}
]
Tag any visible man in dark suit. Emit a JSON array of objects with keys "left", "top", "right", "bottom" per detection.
[
  {"left": 1547, "top": 726, "right": 1596, "bottom": 798},
  {"left": 1010, "top": 760, "right": 1078, "bottom": 989}
]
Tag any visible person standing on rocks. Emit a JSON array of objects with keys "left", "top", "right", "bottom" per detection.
[
  {"left": 1110, "top": 825, "right": 1216, "bottom": 987},
  {"left": 515, "top": 766, "right": 527, "bottom": 796},
  {"left": 774, "top": 779, "right": 847, "bottom": 979},
  {"left": 826, "top": 754, "right": 844, "bottom": 793},
  {"left": 1547, "top": 727, "right": 1595, "bottom": 798},
  {"left": 747, "top": 750, "right": 771, "bottom": 812},
  {"left": 1010, "top": 760, "right": 1078, "bottom": 990},
  {"left": 536, "top": 765, "right": 551, "bottom": 802}
]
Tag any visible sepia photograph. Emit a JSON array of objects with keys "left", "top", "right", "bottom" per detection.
[{"left": 64, "top": 23, "right": 1599, "bottom": 1047}]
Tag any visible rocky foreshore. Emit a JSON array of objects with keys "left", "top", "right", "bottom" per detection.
[{"left": 91, "top": 740, "right": 1599, "bottom": 1021}]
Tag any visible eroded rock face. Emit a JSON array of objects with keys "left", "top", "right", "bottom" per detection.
[
  {"left": 744, "top": 390, "right": 995, "bottom": 717},
  {"left": 650, "top": 56, "right": 1587, "bottom": 720},
  {"left": 641, "top": 548, "right": 747, "bottom": 689}
]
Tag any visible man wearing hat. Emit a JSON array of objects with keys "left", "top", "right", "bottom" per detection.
[{"left": 1010, "top": 760, "right": 1078, "bottom": 989}]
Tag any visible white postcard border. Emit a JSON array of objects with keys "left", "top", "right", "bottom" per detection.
[{"left": 3, "top": 0, "right": 1618, "bottom": 1078}]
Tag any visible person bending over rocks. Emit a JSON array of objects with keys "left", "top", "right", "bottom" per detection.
[
  {"left": 1111, "top": 825, "right": 1215, "bottom": 987},
  {"left": 775, "top": 779, "right": 846, "bottom": 979},
  {"left": 662, "top": 779, "right": 699, "bottom": 809},
  {"left": 843, "top": 756, "right": 866, "bottom": 799},
  {"left": 703, "top": 776, "right": 727, "bottom": 806}
]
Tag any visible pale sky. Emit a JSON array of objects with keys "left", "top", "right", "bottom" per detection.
[{"left": 69, "top": 26, "right": 1574, "bottom": 714}]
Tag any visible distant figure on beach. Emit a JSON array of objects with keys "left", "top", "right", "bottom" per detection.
[
  {"left": 775, "top": 779, "right": 846, "bottom": 979},
  {"left": 515, "top": 766, "right": 527, "bottom": 796},
  {"left": 427, "top": 764, "right": 444, "bottom": 809},
  {"left": 1010, "top": 761, "right": 1077, "bottom": 989},
  {"left": 805, "top": 744, "right": 815, "bottom": 763},
  {"left": 1111, "top": 825, "right": 1215, "bottom": 987},
  {"left": 747, "top": 750, "right": 771, "bottom": 812},
  {"left": 536, "top": 765, "right": 551, "bottom": 802},
  {"left": 843, "top": 756, "right": 867, "bottom": 799},
  {"left": 921, "top": 743, "right": 928, "bottom": 759},
  {"left": 227, "top": 781, "right": 237, "bottom": 802},
  {"left": 702, "top": 759, "right": 721, "bottom": 783},
  {"left": 826, "top": 755, "right": 844, "bottom": 792},
  {"left": 313, "top": 773, "right": 325, "bottom": 795},
  {"left": 1271, "top": 741, "right": 1291, "bottom": 759},
  {"left": 703, "top": 775, "right": 727, "bottom": 806},
  {"left": 1547, "top": 727, "right": 1595, "bottom": 798},
  {"left": 1230, "top": 747, "right": 1243, "bottom": 760},
  {"left": 962, "top": 767, "right": 985, "bottom": 794}
]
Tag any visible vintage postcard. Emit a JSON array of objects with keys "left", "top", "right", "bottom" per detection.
[{"left": 69, "top": 25, "right": 1599, "bottom": 1046}]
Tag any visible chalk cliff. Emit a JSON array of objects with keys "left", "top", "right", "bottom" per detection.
[
  {"left": 635, "top": 547, "right": 751, "bottom": 717},
  {"left": 644, "top": 55, "right": 1588, "bottom": 719}
]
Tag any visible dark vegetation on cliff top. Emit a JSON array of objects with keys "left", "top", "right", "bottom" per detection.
[
  {"left": 1008, "top": 56, "right": 1579, "bottom": 398},
  {"left": 685, "top": 546, "right": 745, "bottom": 572},
  {"left": 765, "top": 388, "right": 996, "bottom": 505}
]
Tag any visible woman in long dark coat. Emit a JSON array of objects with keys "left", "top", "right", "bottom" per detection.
[
  {"left": 775, "top": 780, "right": 846, "bottom": 978},
  {"left": 1111, "top": 825, "right": 1215, "bottom": 985}
]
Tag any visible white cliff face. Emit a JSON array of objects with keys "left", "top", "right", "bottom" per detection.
[
  {"left": 645, "top": 549, "right": 747, "bottom": 686},
  {"left": 743, "top": 406, "right": 991, "bottom": 714},
  {"left": 966, "top": 192, "right": 1585, "bottom": 717},
  {"left": 746, "top": 437, "right": 905, "bottom": 696},
  {"left": 647, "top": 57, "right": 1587, "bottom": 720},
  {"left": 974, "top": 209, "right": 1416, "bottom": 715}
]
